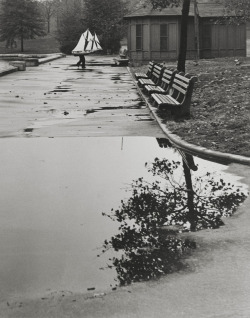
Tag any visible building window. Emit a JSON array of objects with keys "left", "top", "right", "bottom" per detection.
[
  {"left": 136, "top": 24, "right": 142, "bottom": 50},
  {"left": 160, "top": 24, "right": 168, "bottom": 51}
]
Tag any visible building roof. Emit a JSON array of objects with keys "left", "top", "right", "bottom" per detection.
[
  {"left": 124, "top": 2, "right": 233, "bottom": 19},
  {"left": 198, "top": 3, "right": 227, "bottom": 17}
]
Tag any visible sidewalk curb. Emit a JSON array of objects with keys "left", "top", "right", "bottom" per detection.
[
  {"left": 38, "top": 53, "right": 66, "bottom": 65},
  {"left": 127, "top": 67, "right": 250, "bottom": 166},
  {"left": 0, "top": 67, "right": 18, "bottom": 77},
  {"left": 0, "top": 53, "right": 65, "bottom": 77}
]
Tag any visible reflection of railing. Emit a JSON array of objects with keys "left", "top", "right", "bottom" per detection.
[
  {"left": 156, "top": 137, "right": 172, "bottom": 148},
  {"left": 156, "top": 138, "right": 198, "bottom": 171}
]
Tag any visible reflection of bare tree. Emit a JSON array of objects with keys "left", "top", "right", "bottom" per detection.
[
  {"left": 180, "top": 151, "right": 197, "bottom": 231},
  {"left": 157, "top": 138, "right": 198, "bottom": 230},
  {"left": 101, "top": 148, "right": 248, "bottom": 286}
]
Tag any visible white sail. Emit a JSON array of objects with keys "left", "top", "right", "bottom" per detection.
[
  {"left": 93, "top": 33, "right": 102, "bottom": 51},
  {"left": 72, "top": 29, "right": 102, "bottom": 55},
  {"left": 85, "top": 33, "right": 102, "bottom": 52},
  {"left": 72, "top": 29, "right": 93, "bottom": 54}
]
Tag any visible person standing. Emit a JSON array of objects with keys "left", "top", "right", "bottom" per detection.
[{"left": 76, "top": 54, "right": 85, "bottom": 69}]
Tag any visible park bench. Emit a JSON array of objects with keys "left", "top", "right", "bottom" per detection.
[
  {"left": 138, "top": 64, "right": 164, "bottom": 88},
  {"left": 134, "top": 61, "right": 155, "bottom": 80},
  {"left": 114, "top": 46, "right": 129, "bottom": 66},
  {"left": 151, "top": 72, "right": 198, "bottom": 116},
  {"left": 144, "top": 68, "right": 177, "bottom": 95},
  {"left": 114, "top": 57, "right": 129, "bottom": 66}
]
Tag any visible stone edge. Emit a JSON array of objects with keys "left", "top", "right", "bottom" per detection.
[
  {"left": 38, "top": 53, "right": 66, "bottom": 65},
  {"left": 0, "top": 66, "right": 18, "bottom": 77},
  {"left": 0, "top": 53, "right": 65, "bottom": 76}
]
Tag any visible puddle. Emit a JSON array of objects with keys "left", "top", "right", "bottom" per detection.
[
  {"left": 135, "top": 118, "right": 154, "bottom": 121},
  {"left": 0, "top": 137, "right": 247, "bottom": 299},
  {"left": 86, "top": 109, "right": 97, "bottom": 115},
  {"left": 101, "top": 142, "right": 248, "bottom": 286},
  {"left": 84, "top": 102, "right": 146, "bottom": 115},
  {"left": 111, "top": 76, "right": 121, "bottom": 80},
  {"left": 49, "top": 89, "right": 74, "bottom": 93},
  {"left": 48, "top": 85, "right": 74, "bottom": 94},
  {"left": 23, "top": 128, "right": 34, "bottom": 133},
  {"left": 99, "top": 104, "right": 145, "bottom": 110}
]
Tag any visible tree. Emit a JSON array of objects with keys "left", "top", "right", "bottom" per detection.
[
  {"left": 56, "top": 0, "right": 85, "bottom": 54},
  {"left": 224, "top": 0, "right": 250, "bottom": 23},
  {"left": 177, "top": 0, "right": 191, "bottom": 72},
  {"left": 84, "top": 0, "right": 129, "bottom": 54},
  {"left": 143, "top": 0, "right": 190, "bottom": 73},
  {"left": 0, "top": 0, "right": 46, "bottom": 52},
  {"left": 39, "top": 0, "right": 58, "bottom": 33}
]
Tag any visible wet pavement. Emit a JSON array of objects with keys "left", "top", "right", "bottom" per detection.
[
  {"left": 0, "top": 55, "right": 164, "bottom": 138},
  {"left": 0, "top": 55, "right": 250, "bottom": 318},
  {"left": 0, "top": 137, "right": 165, "bottom": 299}
]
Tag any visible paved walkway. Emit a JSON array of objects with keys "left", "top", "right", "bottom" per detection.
[
  {"left": 0, "top": 55, "right": 250, "bottom": 318},
  {"left": 0, "top": 55, "right": 165, "bottom": 138}
]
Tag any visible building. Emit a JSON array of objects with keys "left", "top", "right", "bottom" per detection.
[{"left": 124, "top": 2, "right": 246, "bottom": 63}]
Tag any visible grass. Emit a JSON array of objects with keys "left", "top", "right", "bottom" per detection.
[
  {"left": 0, "top": 34, "right": 61, "bottom": 54},
  {"left": 130, "top": 56, "right": 250, "bottom": 158}
]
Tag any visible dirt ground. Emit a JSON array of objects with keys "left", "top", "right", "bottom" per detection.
[{"left": 132, "top": 57, "right": 250, "bottom": 158}]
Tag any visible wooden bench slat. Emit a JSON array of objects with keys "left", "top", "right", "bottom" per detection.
[
  {"left": 143, "top": 67, "right": 177, "bottom": 94},
  {"left": 138, "top": 78, "right": 155, "bottom": 86},
  {"left": 175, "top": 74, "right": 190, "bottom": 83},
  {"left": 135, "top": 72, "right": 147, "bottom": 78},
  {"left": 152, "top": 93, "right": 180, "bottom": 106},
  {"left": 150, "top": 72, "right": 197, "bottom": 116},
  {"left": 144, "top": 85, "right": 165, "bottom": 94},
  {"left": 134, "top": 61, "right": 155, "bottom": 80},
  {"left": 161, "top": 77, "right": 171, "bottom": 85},
  {"left": 135, "top": 64, "right": 197, "bottom": 116},
  {"left": 138, "top": 64, "right": 165, "bottom": 87},
  {"left": 171, "top": 83, "right": 187, "bottom": 95},
  {"left": 173, "top": 78, "right": 189, "bottom": 89}
]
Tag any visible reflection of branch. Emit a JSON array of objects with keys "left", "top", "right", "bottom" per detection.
[
  {"left": 157, "top": 171, "right": 184, "bottom": 189},
  {"left": 194, "top": 192, "right": 226, "bottom": 201},
  {"left": 142, "top": 180, "right": 186, "bottom": 196},
  {"left": 195, "top": 211, "right": 222, "bottom": 227},
  {"left": 174, "top": 188, "right": 177, "bottom": 206},
  {"left": 174, "top": 205, "right": 188, "bottom": 213}
]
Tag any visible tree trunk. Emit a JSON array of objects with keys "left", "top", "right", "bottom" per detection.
[
  {"left": 48, "top": 19, "right": 51, "bottom": 33},
  {"left": 194, "top": 0, "right": 200, "bottom": 60},
  {"left": 182, "top": 158, "right": 197, "bottom": 231},
  {"left": 177, "top": 0, "right": 191, "bottom": 73},
  {"left": 21, "top": 34, "right": 24, "bottom": 52}
]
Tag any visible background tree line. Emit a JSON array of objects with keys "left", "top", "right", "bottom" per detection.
[
  {"left": 0, "top": 0, "right": 138, "bottom": 54},
  {"left": 0, "top": 0, "right": 248, "bottom": 66}
]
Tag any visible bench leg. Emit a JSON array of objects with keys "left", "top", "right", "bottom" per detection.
[
  {"left": 158, "top": 107, "right": 172, "bottom": 118},
  {"left": 152, "top": 100, "right": 158, "bottom": 108}
]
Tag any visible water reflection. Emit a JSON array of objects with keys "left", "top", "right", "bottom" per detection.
[
  {"left": 0, "top": 137, "right": 191, "bottom": 299},
  {"left": 101, "top": 139, "right": 248, "bottom": 286},
  {"left": 0, "top": 137, "right": 248, "bottom": 299}
]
